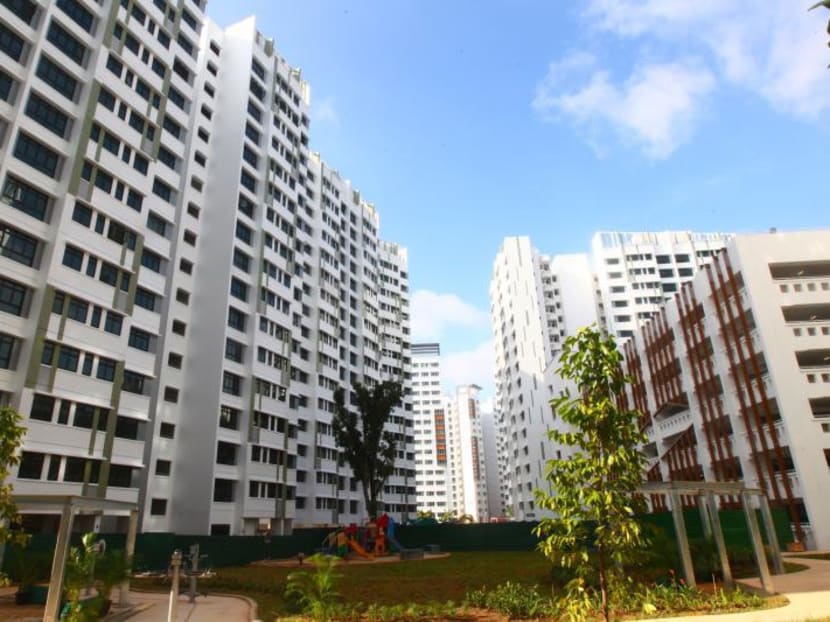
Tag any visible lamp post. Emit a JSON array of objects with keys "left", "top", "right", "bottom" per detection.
[{"left": 168, "top": 549, "right": 182, "bottom": 622}]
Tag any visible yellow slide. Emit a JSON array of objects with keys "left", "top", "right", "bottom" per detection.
[{"left": 347, "top": 538, "right": 374, "bottom": 559}]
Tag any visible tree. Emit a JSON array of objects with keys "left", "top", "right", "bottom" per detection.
[
  {"left": 333, "top": 381, "right": 402, "bottom": 520},
  {"left": 534, "top": 326, "right": 647, "bottom": 622},
  {"left": 0, "top": 406, "right": 28, "bottom": 548},
  {"left": 810, "top": 0, "right": 830, "bottom": 66}
]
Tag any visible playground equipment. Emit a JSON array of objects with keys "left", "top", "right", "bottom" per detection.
[{"left": 319, "top": 514, "right": 404, "bottom": 560}]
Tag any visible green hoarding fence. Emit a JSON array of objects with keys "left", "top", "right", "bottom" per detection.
[{"left": 1, "top": 508, "right": 792, "bottom": 572}]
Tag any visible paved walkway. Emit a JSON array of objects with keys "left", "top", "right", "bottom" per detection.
[
  {"left": 121, "top": 590, "right": 258, "bottom": 622},
  {"left": 635, "top": 553, "right": 830, "bottom": 622}
]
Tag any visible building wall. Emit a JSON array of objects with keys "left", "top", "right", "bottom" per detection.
[
  {"left": 411, "top": 343, "right": 450, "bottom": 515},
  {"left": 623, "top": 231, "right": 830, "bottom": 549},
  {"left": 447, "top": 384, "right": 488, "bottom": 521},
  {"left": 0, "top": 2, "right": 413, "bottom": 535}
]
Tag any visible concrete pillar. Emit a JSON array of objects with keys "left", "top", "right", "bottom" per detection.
[
  {"left": 758, "top": 494, "right": 784, "bottom": 575},
  {"left": 670, "top": 490, "right": 696, "bottom": 589},
  {"left": 742, "top": 492, "right": 774, "bottom": 595},
  {"left": 168, "top": 550, "right": 182, "bottom": 622},
  {"left": 44, "top": 503, "right": 75, "bottom": 622},
  {"left": 705, "top": 491, "right": 733, "bottom": 589},
  {"left": 698, "top": 494, "right": 712, "bottom": 539},
  {"left": 119, "top": 509, "right": 139, "bottom": 606}
]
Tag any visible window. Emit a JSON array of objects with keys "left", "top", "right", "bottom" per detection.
[
  {"left": 172, "top": 320, "right": 186, "bottom": 336},
  {"left": 122, "top": 370, "right": 145, "bottom": 394},
  {"left": 227, "top": 307, "right": 246, "bottom": 331},
  {"left": 98, "top": 262, "right": 118, "bottom": 286},
  {"left": 56, "top": 0, "right": 94, "bottom": 32},
  {"left": 0, "top": 69, "right": 13, "bottom": 102},
  {"left": 244, "top": 122, "right": 260, "bottom": 144},
  {"left": 179, "top": 259, "right": 192, "bottom": 274},
  {"left": 141, "top": 249, "right": 163, "bottom": 273},
  {"left": 167, "top": 352, "right": 182, "bottom": 368},
  {"left": 240, "top": 170, "right": 256, "bottom": 192},
  {"left": 29, "top": 394, "right": 54, "bottom": 422},
  {"left": 5, "top": 0, "right": 38, "bottom": 25},
  {"left": 168, "top": 86, "right": 186, "bottom": 110},
  {"left": 183, "top": 230, "right": 196, "bottom": 245},
  {"left": 133, "top": 154, "right": 149, "bottom": 175},
  {"left": 13, "top": 133, "right": 60, "bottom": 178},
  {"left": 3, "top": 175, "right": 51, "bottom": 222},
  {"left": 66, "top": 297, "right": 88, "bottom": 322},
  {"left": 73, "top": 403, "right": 94, "bottom": 428},
  {"left": 222, "top": 371, "right": 241, "bottom": 396},
  {"left": 155, "top": 459, "right": 171, "bottom": 476},
  {"left": 46, "top": 21, "right": 86, "bottom": 66},
  {"left": 96, "top": 357, "right": 116, "bottom": 381},
  {"left": 163, "top": 386, "right": 179, "bottom": 403},
  {"left": 230, "top": 278, "right": 248, "bottom": 302},
  {"left": 0, "top": 333, "right": 15, "bottom": 370},
  {"left": 36, "top": 55, "right": 78, "bottom": 101},
  {"left": 104, "top": 312, "right": 123, "bottom": 335},
  {"left": 0, "top": 224, "right": 38, "bottom": 267},
  {"left": 157, "top": 146, "right": 177, "bottom": 171},
  {"left": 72, "top": 201, "right": 92, "bottom": 226},
  {"left": 160, "top": 422, "right": 175, "bottom": 438},
  {"left": 146, "top": 212, "right": 168, "bottom": 237},
  {"left": 57, "top": 345, "right": 80, "bottom": 372},
  {"left": 25, "top": 91, "right": 69, "bottom": 137},
  {"left": 225, "top": 338, "right": 243, "bottom": 363},
  {"left": 219, "top": 406, "right": 239, "bottom": 430},
  {"left": 0, "top": 277, "right": 27, "bottom": 316},
  {"left": 233, "top": 248, "right": 251, "bottom": 273},
  {"left": 62, "top": 245, "right": 83, "bottom": 270},
  {"left": 17, "top": 452, "right": 45, "bottom": 479},
  {"left": 134, "top": 287, "right": 157, "bottom": 311},
  {"left": 150, "top": 498, "right": 167, "bottom": 515},
  {"left": 128, "top": 327, "right": 151, "bottom": 351},
  {"left": 175, "top": 289, "right": 189, "bottom": 305},
  {"left": 0, "top": 22, "right": 25, "bottom": 62},
  {"left": 152, "top": 178, "right": 174, "bottom": 203},
  {"left": 216, "top": 441, "right": 237, "bottom": 465},
  {"left": 235, "top": 221, "right": 252, "bottom": 245},
  {"left": 213, "top": 479, "right": 235, "bottom": 502},
  {"left": 162, "top": 115, "right": 182, "bottom": 139}
]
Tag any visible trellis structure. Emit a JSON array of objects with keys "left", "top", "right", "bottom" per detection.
[
  {"left": 640, "top": 481, "right": 783, "bottom": 595},
  {"left": 11, "top": 495, "right": 138, "bottom": 622}
]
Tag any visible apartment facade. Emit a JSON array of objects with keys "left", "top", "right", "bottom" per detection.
[
  {"left": 489, "top": 238, "right": 597, "bottom": 519},
  {"left": 446, "top": 384, "right": 488, "bottom": 522},
  {"left": 592, "top": 231, "right": 731, "bottom": 341},
  {"left": 411, "top": 342, "right": 450, "bottom": 515},
  {"left": 624, "top": 230, "right": 830, "bottom": 549},
  {"left": 0, "top": 1, "right": 413, "bottom": 535}
]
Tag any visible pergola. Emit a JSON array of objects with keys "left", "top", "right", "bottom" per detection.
[
  {"left": 640, "top": 481, "right": 784, "bottom": 595},
  {"left": 11, "top": 495, "right": 139, "bottom": 622}
]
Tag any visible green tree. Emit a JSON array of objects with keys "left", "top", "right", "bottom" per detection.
[
  {"left": 0, "top": 406, "right": 28, "bottom": 548},
  {"left": 810, "top": 0, "right": 830, "bottom": 67},
  {"left": 534, "top": 326, "right": 647, "bottom": 622},
  {"left": 333, "top": 381, "right": 402, "bottom": 520}
]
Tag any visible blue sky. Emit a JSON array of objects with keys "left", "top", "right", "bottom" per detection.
[{"left": 207, "top": 1, "right": 830, "bottom": 403}]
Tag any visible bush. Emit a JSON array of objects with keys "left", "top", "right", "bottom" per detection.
[{"left": 464, "top": 581, "right": 552, "bottom": 619}]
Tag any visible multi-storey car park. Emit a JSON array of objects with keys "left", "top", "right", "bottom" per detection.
[{"left": 0, "top": 1, "right": 413, "bottom": 536}]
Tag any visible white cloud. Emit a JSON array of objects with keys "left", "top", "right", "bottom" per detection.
[
  {"left": 534, "top": 55, "right": 714, "bottom": 159},
  {"left": 312, "top": 96, "right": 339, "bottom": 126},
  {"left": 537, "top": 1, "right": 830, "bottom": 156},
  {"left": 441, "top": 340, "right": 495, "bottom": 394},
  {"left": 586, "top": 0, "right": 830, "bottom": 118},
  {"left": 409, "top": 290, "right": 490, "bottom": 341}
]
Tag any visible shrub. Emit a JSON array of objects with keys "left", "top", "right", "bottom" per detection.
[
  {"left": 464, "top": 581, "right": 552, "bottom": 619},
  {"left": 284, "top": 554, "right": 341, "bottom": 621}
]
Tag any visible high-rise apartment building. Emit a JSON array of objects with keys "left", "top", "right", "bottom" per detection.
[
  {"left": 490, "top": 239, "right": 596, "bottom": 519},
  {"left": 490, "top": 232, "right": 730, "bottom": 520},
  {"left": 622, "top": 230, "right": 830, "bottom": 549},
  {"left": 0, "top": 2, "right": 413, "bottom": 535},
  {"left": 480, "top": 408, "right": 504, "bottom": 520},
  {"left": 446, "top": 384, "right": 489, "bottom": 522},
  {"left": 411, "top": 343, "right": 450, "bottom": 515},
  {"left": 592, "top": 231, "right": 732, "bottom": 341}
]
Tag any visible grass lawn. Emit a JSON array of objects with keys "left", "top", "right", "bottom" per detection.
[
  {"left": 135, "top": 551, "right": 551, "bottom": 619},
  {"left": 133, "top": 550, "right": 799, "bottom": 620}
]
